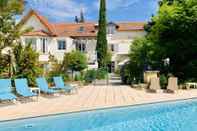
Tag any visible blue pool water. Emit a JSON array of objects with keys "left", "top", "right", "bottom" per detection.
[{"left": 1, "top": 99, "right": 197, "bottom": 131}]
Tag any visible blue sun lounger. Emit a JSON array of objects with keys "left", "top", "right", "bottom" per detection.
[
  {"left": 53, "top": 76, "right": 77, "bottom": 93},
  {"left": 0, "top": 79, "right": 16, "bottom": 101},
  {"left": 36, "top": 77, "right": 58, "bottom": 94},
  {"left": 15, "top": 79, "right": 37, "bottom": 97}
]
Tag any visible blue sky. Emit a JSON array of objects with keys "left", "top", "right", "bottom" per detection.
[{"left": 23, "top": 0, "right": 159, "bottom": 23}]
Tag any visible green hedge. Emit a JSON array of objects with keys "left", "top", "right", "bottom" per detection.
[{"left": 84, "top": 68, "right": 108, "bottom": 83}]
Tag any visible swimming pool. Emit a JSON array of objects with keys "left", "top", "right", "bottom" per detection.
[{"left": 0, "top": 99, "right": 197, "bottom": 131}]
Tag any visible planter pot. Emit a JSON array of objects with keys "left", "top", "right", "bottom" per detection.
[{"left": 144, "top": 71, "right": 159, "bottom": 83}]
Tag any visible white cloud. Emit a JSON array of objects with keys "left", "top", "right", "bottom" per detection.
[
  {"left": 23, "top": 0, "right": 146, "bottom": 22},
  {"left": 25, "top": 0, "right": 87, "bottom": 21}
]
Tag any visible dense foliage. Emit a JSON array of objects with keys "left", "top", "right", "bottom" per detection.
[
  {"left": 0, "top": 0, "right": 27, "bottom": 51},
  {"left": 148, "top": 0, "right": 197, "bottom": 81},
  {"left": 123, "top": 0, "right": 197, "bottom": 84},
  {"left": 0, "top": 0, "right": 24, "bottom": 15},
  {"left": 13, "top": 43, "right": 43, "bottom": 86},
  {"left": 96, "top": 0, "right": 108, "bottom": 68},
  {"left": 84, "top": 68, "right": 108, "bottom": 83},
  {"left": 84, "top": 69, "right": 97, "bottom": 83},
  {"left": 96, "top": 68, "right": 108, "bottom": 80},
  {"left": 121, "top": 37, "right": 155, "bottom": 84},
  {"left": 0, "top": 0, "right": 30, "bottom": 77},
  {"left": 120, "top": 62, "right": 132, "bottom": 84},
  {"left": 47, "top": 55, "right": 69, "bottom": 83},
  {"left": 160, "top": 74, "right": 168, "bottom": 89},
  {"left": 62, "top": 51, "right": 87, "bottom": 78},
  {"left": 0, "top": 14, "right": 19, "bottom": 50},
  {"left": 48, "top": 51, "right": 88, "bottom": 82}
]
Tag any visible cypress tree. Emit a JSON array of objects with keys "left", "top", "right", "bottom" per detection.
[{"left": 96, "top": 0, "right": 108, "bottom": 68}]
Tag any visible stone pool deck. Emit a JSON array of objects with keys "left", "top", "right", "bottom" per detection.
[{"left": 0, "top": 85, "right": 197, "bottom": 121}]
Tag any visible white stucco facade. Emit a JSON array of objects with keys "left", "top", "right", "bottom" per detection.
[
  {"left": 20, "top": 11, "right": 146, "bottom": 72},
  {"left": 21, "top": 15, "right": 49, "bottom": 32}
]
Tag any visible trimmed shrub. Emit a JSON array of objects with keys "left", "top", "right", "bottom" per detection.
[
  {"left": 74, "top": 73, "right": 83, "bottom": 81},
  {"left": 96, "top": 68, "right": 108, "bottom": 80},
  {"left": 13, "top": 43, "right": 43, "bottom": 86},
  {"left": 120, "top": 62, "right": 143, "bottom": 85},
  {"left": 160, "top": 74, "right": 168, "bottom": 89},
  {"left": 62, "top": 51, "right": 87, "bottom": 79},
  {"left": 84, "top": 69, "right": 97, "bottom": 83}
]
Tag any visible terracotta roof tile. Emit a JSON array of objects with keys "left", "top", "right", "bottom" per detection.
[
  {"left": 20, "top": 10, "right": 145, "bottom": 37},
  {"left": 52, "top": 23, "right": 96, "bottom": 37},
  {"left": 117, "top": 22, "right": 145, "bottom": 31},
  {"left": 23, "top": 30, "right": 51, "bottom": 37}
]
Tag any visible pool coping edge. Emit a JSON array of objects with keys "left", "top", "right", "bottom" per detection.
[{"left": 0, "top": 97, "right": 197, "bottom": 123}]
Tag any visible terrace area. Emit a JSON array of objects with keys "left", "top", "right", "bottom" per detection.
[{"left": 1, "top": 85, "right": 197, "bottom": 121}]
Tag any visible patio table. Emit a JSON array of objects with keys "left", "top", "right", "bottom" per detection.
[{"left": 30, "top": 87, "right": 41, "bottom": 95}]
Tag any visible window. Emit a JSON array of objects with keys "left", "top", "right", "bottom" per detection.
[
  {"left": 79, "top": 26, "right": 84, "bottom": 32},
  {"left": 76, "top": 41, "right": 86, "bottom": 53},
  {"left": 25, "top": 38, "right": 37, "bottom": 50},
  {"left": 40, "top": 38, "right": 47, "bottom": 53},
  {"left": 107, "top": 25, "right": 116, "bottom": 34},
  {"left": 58, "top": 40, "right": 66, "bottom": 50}
]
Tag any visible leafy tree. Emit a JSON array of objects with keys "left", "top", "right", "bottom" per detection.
[
  {"left": 62, "top": 51, "right": 87, "bottom": 79},
  {"left": 0, "top": 0, "right": 31, "bottom": 77},
  {"left": 144, "top": 15, "right": 155, "bottom": 33},
  {"left": 0, "top": 0, "right": 25, "bottom": 50},
  {"left": 126, "top": 0, "right": 197, "bottom": 84},
  {"left": 148, "top": 0, "right": 197, "bottom": 81},
  {"left": 13, "top": 43, "right": 43, "bottom": 86},
  {"left": 130, "top": 38, "right": 151, "bottom": 71},
  {"left": 96, "top": 0, "right": 108, "bottom": 68},
  {"left": 121, "top": 38, "right": 153, "bottom": 84},
  {"left": 0, "top": 0, "right": 24, "bottom": 15},
  {"left": 0, "top": 13, "right": 24, "bottom": 50}
]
